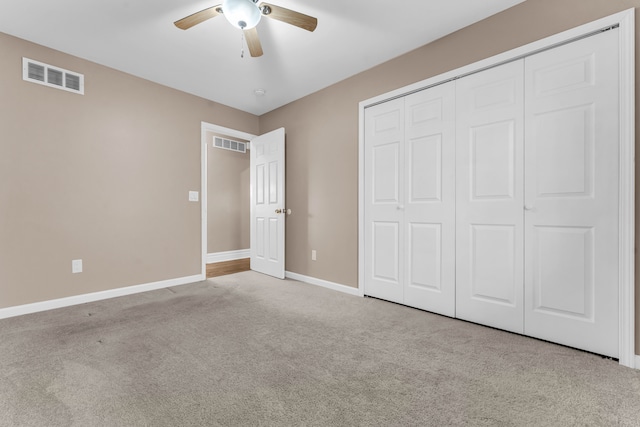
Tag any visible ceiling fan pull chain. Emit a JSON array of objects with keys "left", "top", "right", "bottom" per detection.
[{"left": 240, "top": 31, "right": 245, "bottom": 58}]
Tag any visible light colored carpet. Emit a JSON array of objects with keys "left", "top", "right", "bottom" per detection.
[{"left": 1, "top": 271, "right": 639, "bottom": 426}]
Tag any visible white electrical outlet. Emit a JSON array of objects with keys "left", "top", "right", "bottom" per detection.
[
  {"left": 311, "top": 250, "right": 317, "bottom": 261},
  {"left": 72, "top": 259, "right": 83, "bottom": 274},
  {"left": 188, "top": 191, "right": 199, "bottom": 202}
]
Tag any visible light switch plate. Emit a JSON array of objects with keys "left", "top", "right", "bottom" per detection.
[
  {"left": 188, "top": 191, "right": 199, "bottom": 202},
  {"left": 72, "top": 259, "right": 83, "bottom": 273}
]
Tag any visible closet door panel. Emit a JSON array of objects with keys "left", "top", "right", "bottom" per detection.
[
  {"left": 408, "top": 223, "right": 441, "bottom": 289},
  {"left": 404, "top": 82, "right": 456, "bottom": 316},
  {"left": 456, "top": 60, "right": 525, "bottom": 333},
  {"left": 470, "top": 224, "right": 517, "bottom": 304},
  {"left": 471, "top": 121, "right": 516, "bottom": 199},
  {"left": 524, "top": 29, "right": 619, "bottom": 358},
  {"left": 364, "top": 99, "right": 405, "bottom": 303},
  {"left": 533, "top": 226, "right": 594, "bottom": 316}
]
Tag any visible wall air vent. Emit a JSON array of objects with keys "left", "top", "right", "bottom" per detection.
[
  {"left": 213, "top": 136, "right": 247, "bottom": 154},
  {"left": 22, "top": 58, "right": 84, "bottom": 95}
]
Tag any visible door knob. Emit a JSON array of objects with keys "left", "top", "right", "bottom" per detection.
[
  {"left": 524, "top": 205, "right": 535, "bottom": 211},
  {"left": 275, "top": 208, "right": 292, "bottom": 214},
  {"left": 275, "top": 209, "right": 282, "bottom": 214}
]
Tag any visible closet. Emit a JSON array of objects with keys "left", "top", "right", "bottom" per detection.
[{"left": 363, "top": 26, "right": 622, "bottom": 358}]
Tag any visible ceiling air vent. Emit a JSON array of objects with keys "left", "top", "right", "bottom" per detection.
[
  {"left": 22, "top": 58, "right": 84, "bottom": 95},
  {"left": 213, "top": 137, "right": 247, "bottom": 154}
]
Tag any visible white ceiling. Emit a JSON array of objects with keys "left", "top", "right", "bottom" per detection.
[{"left": 0, "top": 0, "right": 524, "bottom": 115}]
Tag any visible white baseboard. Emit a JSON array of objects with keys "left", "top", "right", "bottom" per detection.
[
  {"left": 206, "top": 249, "right": 250, "bottom": 264},
  {"left": 0, "top": 273, "right": 205, "bottom": 320},
  {"left": 285, "top": 271, "right": 363, "bottom": 297}
]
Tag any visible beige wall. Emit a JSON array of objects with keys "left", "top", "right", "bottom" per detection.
[
  {"left": 0, "top": 32, "right": 258, "bottom": 308},
  {"left": 206, "top": 131, "right": 250, "bottom": 253},
  {"left": 259, "top": 0, "right": 640, "bottom": 353}
]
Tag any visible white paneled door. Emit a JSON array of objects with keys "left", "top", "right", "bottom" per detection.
[
  {"left": 524, "top": 29, "right": 619, "bottom": 358},
  {"left": 364, "top": 82, "right": 456, "bottom": 316},
  {"left": 364, "top": 98, "right": 405, "bottom": 304},
  {"left": 250, "top": 128, "right": 285, "bottom": 279},
  {"left": 455, "top": 60, "right": 525, "bottom": 333},
  {"left": 403, "top": 83, "right": 456, "bottom": 316}
]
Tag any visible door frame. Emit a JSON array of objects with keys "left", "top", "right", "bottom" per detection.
[
  {"left": 358, "top": 9, "right": 635, "bottom": 368},
  {"left": 200, "top": 122, "right": 257, "bottom": 278}
]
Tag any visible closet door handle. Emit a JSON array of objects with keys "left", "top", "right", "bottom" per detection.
[
  {"left": 524, "top": 205, "right": 535, "bottom": 211},
  {"left": 397, "top": 205, "right": 405, "bottom": 210}
]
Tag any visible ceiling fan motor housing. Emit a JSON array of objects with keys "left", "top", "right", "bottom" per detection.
[{"left": 222, "top": 0, "right": 262, "bottom": 29}]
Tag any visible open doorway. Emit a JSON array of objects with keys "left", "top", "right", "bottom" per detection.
[
  {"left": 200, "top": 122, "right": 287, "bottom": 280},
  {"left": 200, "top": 122, "right": 256, "bottom": 278}
]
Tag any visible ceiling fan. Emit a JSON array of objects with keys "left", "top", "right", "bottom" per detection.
[{"left": 174, "top": 0, "right": 318, "bottom": 57}]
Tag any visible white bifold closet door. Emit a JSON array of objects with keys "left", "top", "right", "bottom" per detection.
[
  {"left": 455, "top": 60, "right": 525, "bottom": 333},
  {"left": 364, "top": 82, "right": 456, "bottom": 316},
  {"left": 365, "top": 27, "right": 621, "bottom": 358},
  {"left": 456, "top": 29, "right": 620, "bottom": 356},
  {"left": 364, "top": 97, "right": 405, "bottom": 304},
  {"left": 523, "top": 29, "right": 619, "bottom": 358}
]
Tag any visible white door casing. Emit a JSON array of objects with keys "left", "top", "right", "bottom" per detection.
[
  {"left": 403, "top": 83, "right": 456, "bottom": 316},
  {"left": 523, "top": 29, "right": 620, "bottom": 358},
  {"left": 250, "top": 127, "right": 286, "bottom": 279},
  {"left": 200, "top": 122, "right": 257, "bottom": 278},
  {"left": 455, "top": 59, "right": 525, "bottom": 333}
]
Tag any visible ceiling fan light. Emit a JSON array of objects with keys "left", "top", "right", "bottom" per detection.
[{"left": 222, "top": 0, "right": 261, "bottom": 29}]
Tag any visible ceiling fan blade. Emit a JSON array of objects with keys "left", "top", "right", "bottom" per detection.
[
  {"left": 244, "top": 28, "right": 264, "bottom": 57},
  {"left": 174, "top": 5, "right": 222, "bottom": 30},
  {"left": 260, "top": 3, "right": 317, "bottom": 32}
]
